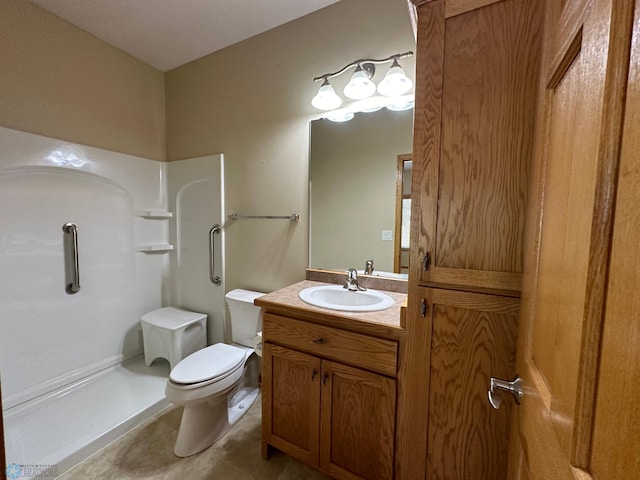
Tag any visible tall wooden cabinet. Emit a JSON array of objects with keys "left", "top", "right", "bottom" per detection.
[
  {"left": 398, "top": 0, "right": 543, "bottom": 479},
  {"left": 409, "top": 0, "right": 541, "bottom": 293}
]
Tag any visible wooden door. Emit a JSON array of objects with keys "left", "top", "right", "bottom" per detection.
[
  {"left": 410, "top": 0, "right": 541, "bottom": 293},
  {"left": 507, "top": 0, "right": 637, "bottom": 478},
  {"left": 588, "top": 3, "right": 640, "bottom": 474},
  {"left": 262, "top": 343, "right": 321, "bottom": 466},
  {"left": 320, "top": 360, "right": 396, "bottom": 480}
]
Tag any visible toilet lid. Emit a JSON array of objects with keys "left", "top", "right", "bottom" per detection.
[{"left": 170, "top": 343, "right": 246, "bottom": 385}]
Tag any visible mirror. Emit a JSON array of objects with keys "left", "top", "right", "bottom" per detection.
[{"left": 309, "top": 108, "right": 413, "bottom": 278}]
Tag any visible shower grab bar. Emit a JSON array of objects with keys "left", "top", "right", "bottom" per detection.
[
  {"left": 209, "top": 224, "right": 222, "bottom": 286},
  {"left": 228, "top": 213, "right": 300, "bottom": 222},
  {"left": 62, "top": 222, "right": 81, "bottom": 294}
]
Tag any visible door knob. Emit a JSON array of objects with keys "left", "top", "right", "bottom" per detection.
[{"left": 488, "top": 376, "right": 523, "bottom": 410}]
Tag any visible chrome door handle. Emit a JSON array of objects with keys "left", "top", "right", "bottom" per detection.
[
  {"left": 488, "top": 376, "right": 523, "bottom": 410},
  {"left": 209, "top": 224, "right": 222, "bottom": 286}
]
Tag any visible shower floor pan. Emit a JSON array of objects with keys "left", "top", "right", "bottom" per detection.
[{"left": 3, "top": 355, "right": 170, "bottom": 478}]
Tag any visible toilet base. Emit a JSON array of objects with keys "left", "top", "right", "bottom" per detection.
[{"left": 173, "top": 385, "right": 260, "bottom": 457}]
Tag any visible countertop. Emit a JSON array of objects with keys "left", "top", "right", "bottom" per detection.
[{"left": 255, "top": 280, "right": 407, "bottom": 340}]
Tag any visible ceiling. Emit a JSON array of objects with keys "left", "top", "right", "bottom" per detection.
[{"left": 30, "top": 0, "right": 342, "bottom": 72}]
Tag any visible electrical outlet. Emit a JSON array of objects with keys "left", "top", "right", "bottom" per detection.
[{"left": 382, "top": 230, "right": 393, "bottom": 241}]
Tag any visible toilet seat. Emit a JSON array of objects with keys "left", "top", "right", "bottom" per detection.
[{"left": 169, "top": 343, "right": 246, "bottom": 387}]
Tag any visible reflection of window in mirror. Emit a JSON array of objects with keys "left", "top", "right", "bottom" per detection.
[{"left": 394, "top": 154, "right": 412, "bottom": 273}]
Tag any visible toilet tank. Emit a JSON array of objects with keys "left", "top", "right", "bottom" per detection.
[{"left": 225, "top": 289, "right": 265, "bottom": 347}]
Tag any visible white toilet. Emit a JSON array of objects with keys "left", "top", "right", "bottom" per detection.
[{"left": 164, "top": 289, "right": 265, "bottom": 457}]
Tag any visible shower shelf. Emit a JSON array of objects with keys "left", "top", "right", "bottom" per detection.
[
  {"left": 136, "top": 244, "right": 174, "bottom": 253},
  {"left": 135, "top": 210, "right": 173, "bottom": 218}
]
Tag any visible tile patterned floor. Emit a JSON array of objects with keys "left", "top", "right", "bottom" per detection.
[{"left": 59, "top": 396, "right": 330, "bottom": 479}]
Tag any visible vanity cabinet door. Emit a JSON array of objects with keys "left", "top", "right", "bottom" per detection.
[
  {"left": 410, "top": 0, "right": 541, "bottom": 292},
  {"left": 262, "top": 343, "right": 321, "bottom": 467},
  {"left": 320, "top": 360, "right": 396, "bottom": 480}
]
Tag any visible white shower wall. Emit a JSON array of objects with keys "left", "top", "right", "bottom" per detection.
[
  {"left": 167, "top": 155, "right": 226, "bottom": 346},
  {"left": 0, "top": 126, "right": 169, "bottom": 409}
]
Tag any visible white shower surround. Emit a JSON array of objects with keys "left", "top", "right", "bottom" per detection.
[
  {"left": 0, "top": 127, "right": 223, "bottom": 475},
  {"left": 0, "top": 127, "right": 168, "bottom": 408}
]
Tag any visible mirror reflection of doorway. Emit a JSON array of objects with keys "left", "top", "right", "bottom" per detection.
[{"left": 394, "top": 154, "right": 411, "bottom": 274}]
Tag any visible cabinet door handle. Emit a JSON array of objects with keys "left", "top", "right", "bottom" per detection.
[
  {"left": 313, "top": 338, "right": 326, "bottom": 344},
  {"left": 420, "top": 299, "right": 428, "bottom": 317},
  {"left": 322, "top": 373, "right": 329, "bottom": 385},
  {"left": 422, "top": 252, "right": 431, "bottom": 271},
  {"left": 311, "top": 369, "right": 318, "bottom": 381}
]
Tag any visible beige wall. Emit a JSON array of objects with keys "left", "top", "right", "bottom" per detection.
[
  {"left": 166, "top": 0, "right": 415, "bottom": 293},
  {"left": 0, "top": 0, "right": 165, "bottom": 160},
  {"left": 0, "top": 0, "right": 414, "bottom": 293},
  {"left": 309, "top": 109, "right": 413, "bottom": 273}
]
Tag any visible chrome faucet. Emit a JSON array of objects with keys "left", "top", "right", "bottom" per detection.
[
  {"left": 364, "top": 259, "right": 374, "bottom": 275},
  {"left": 344, "top": 268, "right": 366, "bottom": 291}
]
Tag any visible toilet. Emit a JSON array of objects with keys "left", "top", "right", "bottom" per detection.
[{"left": 164, "top": 289, "right": 265, "bottom": 457}]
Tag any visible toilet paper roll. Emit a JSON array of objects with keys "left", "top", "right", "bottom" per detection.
[{"left": 253, "top": 331, "right": 263, "bottom": 357}]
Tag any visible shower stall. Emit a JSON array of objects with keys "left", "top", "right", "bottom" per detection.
[{"left": 0, "top": 127, "right": 225, "bottom": 476}]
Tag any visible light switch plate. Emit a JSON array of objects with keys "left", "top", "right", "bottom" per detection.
[{"left": 382, "top": 230, "right": 393, "bottom": 241}]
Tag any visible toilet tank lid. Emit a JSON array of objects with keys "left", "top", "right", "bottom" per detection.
[
  {"left": 225, "top": 289, "right": 266, "bottom": 303},
  {"left": 140, "top": 307, "right": 206, "bottom": 330}
]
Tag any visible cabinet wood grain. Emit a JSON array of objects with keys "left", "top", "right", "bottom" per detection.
[
  {"left": 262, "top": 309, "right": 399, "bottom": 479},
  {"left": 427, "top": 291, "right": 518, "bottom": 480},
  {"left": 411, "top": 0, "right": 541, "bottom": 292},
  {"left": 321, "top": 361, "right": 396, "bottom": 480},
  {"left": 263, "top": 313, "right": 398, "bottom": 377},
  {"left": 262, "top": 343, "right": 320, "bottom": 465},
  {"left": 401, "top": 0, "right": 541, "bottom": 477}
]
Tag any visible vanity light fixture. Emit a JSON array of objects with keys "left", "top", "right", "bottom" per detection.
[
  {"left": 311, "top": 78, "right": 342, "bottom": 110},
  {"left": 311, "top": 51, "right": 414, "bottom": 121},
  {"left": 312, "top": 51, "right": 413, "bottom": 110},
  {"left": 343, "top": 64, "right": 377, "bottom": 100},
  {"left": 377, "top": 59, "right": 414, "bottom": 97}
]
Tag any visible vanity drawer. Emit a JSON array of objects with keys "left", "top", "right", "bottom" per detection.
[{"left": 263, "top": 313, "right": 398, "bottom": 376}]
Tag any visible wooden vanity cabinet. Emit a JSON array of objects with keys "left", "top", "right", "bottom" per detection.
[{"left": 262, "top": 312, "right": 398, "bottom": 480}]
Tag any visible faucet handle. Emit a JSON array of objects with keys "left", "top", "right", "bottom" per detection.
[
  {"left": 345, "top": 268, "right": 366, "bottom": 291},
  {"left": 364, "top": 259, "right": 374, "bottom": 275}
]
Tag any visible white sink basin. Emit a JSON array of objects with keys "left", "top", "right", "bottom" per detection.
[{"left": 299, "top": 285, "right": 395, "bottom": 312}]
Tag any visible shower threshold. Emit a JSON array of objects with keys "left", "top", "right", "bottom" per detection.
[{"left": 3, "top": 355, "right": 170, "bottom": 478}]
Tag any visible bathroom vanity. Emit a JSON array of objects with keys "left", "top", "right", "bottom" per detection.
[{"left": 255, "top": 280, "right": 406, "bottom": 480}]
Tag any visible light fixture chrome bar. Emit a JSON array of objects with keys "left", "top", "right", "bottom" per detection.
[
  {"left": 313, "top": 51, "right": 414, "bottom": 82},
  {"left": 228, "top": 213, "right": 300, "bottom": 222},
  {"left": 62, "top": 222, "right": 80, "bottom": 294},
  {"left": 209, "top": 224, "right": 222, "bottom": 286}
]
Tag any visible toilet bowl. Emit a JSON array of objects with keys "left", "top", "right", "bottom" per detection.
[{"left": 164, "top": 289, "right": 265, "bottom": 457}]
